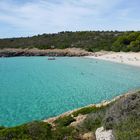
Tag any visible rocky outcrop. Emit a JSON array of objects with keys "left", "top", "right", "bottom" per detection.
[
  {"left": 104, "top": 91, "right": 140, "bottom": 130},
  {"left": 81, "top": 132, "right": 96, "bottom": 140},
  {"left": 43, "top": 91, "right": 131, "bottom": 124},
  {"left": 70, "top": 114, "right": 87, "bottom": 127},
  {"left": 0, "top": 90, "right": 139, "bottom": 140},
  {"left": 95, "top": 127, "right": 115, "bottom": 140},
  {"left": 0, "top": 48, "right": 92, "bottom": 57}
]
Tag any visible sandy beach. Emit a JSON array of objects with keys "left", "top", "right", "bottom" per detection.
[
  {"left": 0, "top": 48, "right": 140, "bottom": 67},
  {"left": 86, "top": 52, "right": 140, "bottom": 67}
]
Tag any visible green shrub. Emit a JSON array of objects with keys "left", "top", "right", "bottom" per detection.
[
  {"left": 0, "top": 124, "right": 30, "bottom": 140},
  {"left": 86, "top": 47, "right": 94, "bottom": 52},
  {"left": 52, "top": 126, "right": 76, "bottom": 140},
  {"left": 0, "top": 121, "right": 52, "bottom": 140},
  {"left": 26, "top": 121, "right": 52, "bottom": 140},
  {"left": 0, "top": 126, "right": 5, "bottom": 130},
  {"left": 72, "top": 106, "right": 106, "bottom": 117},
  {"left": 103, "top": 91, "right": 140, "bottom": 130},
  {"left": 114, "top": 117, "right": 140, "bottom": 140},
  {"left": 54, "top": 115, "right": 76, "bottom": 127},
  {"left": 80, "top": 117, "right": 102, "bottom": 132},
  {"left": 112, "top": 32, "right": 140, "bottom": 52},
  {"left": 76, "top": 107, "right": 107, "bottom": 133}
]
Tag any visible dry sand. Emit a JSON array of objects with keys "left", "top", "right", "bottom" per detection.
[{"left": 85, "top": 52, "right": 140, "bottom": 67}]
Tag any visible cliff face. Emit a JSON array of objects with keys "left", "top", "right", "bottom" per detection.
[{"left": 0, "top": 91, "right": 140, "bottom": 140}]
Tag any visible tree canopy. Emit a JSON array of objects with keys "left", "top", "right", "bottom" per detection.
[{"left": 0, "top": 31, "right": 140, "bottom": 52}]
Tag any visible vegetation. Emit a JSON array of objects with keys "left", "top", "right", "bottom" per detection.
[
  {"left": 72, "top": 105, "right": 106, "bottom": 117},
  {"left": 54, "top": 115, "right": 75, "bottom": 127},
  {"left": 114, "top": 117, "right": 140, "bottom": 140},
  {"left": 0, "top": 126, "right": 5, "bottom": 130},
  {"left": 0, "top": 31, "right": 120, "bottom": 51},
  {"left": 0, "top": 121, "right": 52, "bottom": 140},
  {"left": 103, "top": 91, "right": 140, "bottom": 140},
  {"left": 112, "top": 32, "right": 140, "bottom": 52},
  {"left": 0, "top": 31, "right": 140, "bottom": 52},
  {"left": 0, "top": 91, "right": 140, "bottom": 140},
  {"left": 76, "top": 109, "right": 106, "bottom": 134}
]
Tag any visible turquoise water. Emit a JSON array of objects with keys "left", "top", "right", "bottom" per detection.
[{"left": 0, "top": 57, "right": 140, "bottom": 127}]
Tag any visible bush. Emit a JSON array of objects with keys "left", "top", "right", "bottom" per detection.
[
  {"left": 114, "top": 117, "right": 140, "bottom": 140},
  {"left": 54, "top": 115, "right": 76, "bottom": 127},
  {"left": 72, "top": 106, "right": 106, "bottom": 117},
  {"left": 103, "top": 91, "right": 140, "bottom": 130},
  {"left": 26, "top": 121, "right": 52, "bottom": 140},
  {"left": 86, "top": 47, "right": 94, "bottom": 52},
  {"left": 0, "top": 126, "right": 5, "bottom": 130},
  {"left": 79, "top": 115, "right": 103, "bottom": 132},
  {"left": 76, "top": 106, "right": 107, "bottom": 134},
  {"left": 112, "top": 32, "right": 140, "bottom": 52},
  {"left": 0, "top": 121, "right": 52, "bottom": 140},
  {"left": 52, "top": 126, "right": 77, "bottom": 140}
]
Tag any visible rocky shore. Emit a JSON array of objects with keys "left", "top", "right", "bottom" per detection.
[
  {"left": 0, "top": 48, "right": 91, "bottom": 57},
  {"left": 43, "top": 90, "right": 133, "bottom": 125},
  {"left": 43, "top": 89, "right": 139, "bottom": 140},
  {"left": 0, "top": 90, "right": 139, "bottom": 140}
]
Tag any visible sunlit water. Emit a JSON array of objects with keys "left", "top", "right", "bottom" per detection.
[{"left": 0, "top": 57, "right": 140, "bottom": 127}]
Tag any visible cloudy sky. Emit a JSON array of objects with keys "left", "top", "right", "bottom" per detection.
[{"left": 0, "top": 0, "right": 140, "bottom": 38}]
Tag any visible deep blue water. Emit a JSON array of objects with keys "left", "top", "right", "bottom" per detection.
[{"left": 0, "top": 57, "right": 140, "bottom": 127}]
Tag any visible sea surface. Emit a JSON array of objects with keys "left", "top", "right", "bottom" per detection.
[{"left": 0, "top": 57, "right": 140, "bottom": 127}]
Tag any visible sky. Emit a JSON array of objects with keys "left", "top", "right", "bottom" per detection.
[{"left": 0, "top": 0, "right": 140, "bottom": 38}]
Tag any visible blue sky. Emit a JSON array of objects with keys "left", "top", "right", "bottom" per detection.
[{"left": 0, "top": 0, "right": 140, "bottom": 38}]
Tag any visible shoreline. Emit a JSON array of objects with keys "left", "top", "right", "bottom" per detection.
[
  {"left": 43, "top": 89, "right": 138, "bottom": 124},
  {"left": 0, "top": 48, "right": 91, "bottom": 57},
  {"left": 1, "top": 90, "right": 139, "bottom": 140},
  {"left": 85, "top": 51, "right": 140, "bottom": 67},
  {"left": 0, "top": 48, "right": 140, "bottom": 67}
]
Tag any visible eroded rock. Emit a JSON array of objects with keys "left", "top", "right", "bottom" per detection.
[{"left": 95, "top": 127, "right": 115, "bottom": 140}]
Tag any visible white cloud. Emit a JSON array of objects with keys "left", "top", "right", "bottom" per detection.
[{"left": 0, "top": 0, "right": 139, "bottom": 37}]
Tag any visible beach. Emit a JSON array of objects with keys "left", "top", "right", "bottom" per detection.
[
  {"left": 1, "top": 48, "right": 140, "bottom": 68},
  {"left": 86, "top": 52, "right": 140, "bottom": 67}
]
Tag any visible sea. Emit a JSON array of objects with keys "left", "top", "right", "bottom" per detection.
[{"left": 0, "top": 57, "right": 140, "bottom": 126}]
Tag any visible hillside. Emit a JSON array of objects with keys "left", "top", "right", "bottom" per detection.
[
  {"left": 0, "top": 31, "right": 121, "bottom": 51},
  {"left": 0, "top": 91, "right": 140, "bottom": 140},
  {"left": 0, "top": 31, "right": 140, "bottom": 52}
]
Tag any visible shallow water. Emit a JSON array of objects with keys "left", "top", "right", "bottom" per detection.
[{"left": 0, "top": 57, "right": 140, "bottom": 127}]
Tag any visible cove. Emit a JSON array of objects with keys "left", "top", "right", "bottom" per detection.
[{"left": 0, "top": 57, "right": 140, "bottom": 127}]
